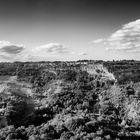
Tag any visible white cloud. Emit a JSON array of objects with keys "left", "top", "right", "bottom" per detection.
[
  {"left": 91, "top": 19, "right": 140, "bottom": 53},
  {"left": 0, "top": 42, "right": 88, "bottom": 62},
  {"left": 22, "top": 43, "right": 74, "bottom": 62},
  {"left": 34, "top": 43, "right": 70, "bottom": 54},
  {"left": 107, "top": 19, "right": 140, "bottom": 51},
  {"left": 79, "top": 52, "right": 88, "bottom": 56},
  {"left": 89, "top": 38, "right": 105, "bottom": 44}
]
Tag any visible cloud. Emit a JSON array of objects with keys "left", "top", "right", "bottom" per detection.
[
  {"left": 0, "top": 54, "right": 12, "bottom": 60},
  {"left": 0, "top": 42, "right": 71, "bottom": 62},
  {"left": 34, "top": 43, "right": 69, "bottom": 54},
  {"left": 22, "top": 43, "right": 74, "bottom": 62},
  {"left": 0, "top": 45, "right": 24, "bottom": 54},
  {"left": 79, "top": 52, "right": 88, "bottom": 56},
  {"left": 107, "top": 19, "right": 140, "bottom": 51},
  {"left": 0, "top": 42, "right": 88, "bottom": 62},
  {"left": 0, "top": 41, "right": 24, "bottom": 54},
  {"left": 125, "top": 49, "right": 140, "bottom": 53},
  {"left": 90, "top": 38, "right": 105, "bottom": 44},
  {"left": 0, "top": 41, "right": 25, "bottom": 61},
  {"left": 91, "top": 19, "right": 140, "bottom": 53}
]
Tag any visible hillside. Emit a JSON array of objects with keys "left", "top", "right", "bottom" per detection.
[{"left": 0, "top": 60, "right": 140, "bottom": 139}]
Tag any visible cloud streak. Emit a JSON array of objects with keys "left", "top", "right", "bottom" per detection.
[
  {"left": 79, "top": 52, "right": 88, "bottom": 56},
  {"left": 90, "top": 38, "right": 105, "bottom": 44}
]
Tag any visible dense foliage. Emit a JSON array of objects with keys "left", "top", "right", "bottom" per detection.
[
  {"left": 0, "top": 60, "right": 140, "bottom": 139},
  {"left": 104, "top": 60, "right": 140, "bottom": 84}
]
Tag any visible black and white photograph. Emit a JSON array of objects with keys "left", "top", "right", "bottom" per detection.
[{"left": 0, "top": 0, "right": 140, "bottom": 139}]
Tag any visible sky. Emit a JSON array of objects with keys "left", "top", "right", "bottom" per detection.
[{"left": 0, "top": 0, "right": 140, "bottom": 61}]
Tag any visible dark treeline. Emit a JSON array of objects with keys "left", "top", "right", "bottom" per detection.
[{"left": 104, "top": 60, "right": 140, "bottom": 84}]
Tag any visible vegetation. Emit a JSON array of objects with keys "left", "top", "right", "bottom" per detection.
[{"left": 0, "top": 60, "right": 140, "bottom": 139}]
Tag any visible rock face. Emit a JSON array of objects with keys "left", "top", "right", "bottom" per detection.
[{"left": 81, "top": 63, "right": 116, "bottom": 87}]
